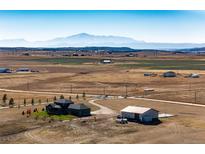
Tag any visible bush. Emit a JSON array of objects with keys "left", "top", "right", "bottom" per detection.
[{"left": 60, "top": 95, "right": 64, "bottom": 99}]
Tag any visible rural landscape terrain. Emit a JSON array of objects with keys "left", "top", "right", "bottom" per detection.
[{"left": 1, "top": 48, "right": 205, "bottom": 143}]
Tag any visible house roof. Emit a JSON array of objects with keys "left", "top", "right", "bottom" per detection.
[
  {"left": 121, "top": 106, "right": 158, "bottom": 114},
  {"left": 48, "top": 103, "right": 62, "bottom": 109},
  {"left": 16, "top": 68, "right": 30, "bottom": 71},
  {"left": 68, "top": 103, "right": 90, "bottom": 110},
  {"left": 0, "top": 68, "right": 10, "bottom": 73},
  {"left": 54, "top": 99, "right": 74, "bottom": 104}
]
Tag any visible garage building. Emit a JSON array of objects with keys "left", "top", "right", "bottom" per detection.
[
  {"left": 121, "top": 106, "right": 159, "bottom": 123},
  {"left": 68, "top": 103, "right": 91, "bottom": 117}
]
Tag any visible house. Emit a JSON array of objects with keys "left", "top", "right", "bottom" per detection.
[
  {"left": 144, "top": 72, "right": 157, "bottom": 77},
  {"left": 100, "top": 59, "right": 112, "bottom": 64},
  {"left": 121, "top": 106, "right": 159, "bottom": 123},
  {"left": 46, "top": 104, "right": 67, "bottom": 115},
  {"left": 68, "top": 103, "right": 91, "bottom": 117},
  {"left": 54, "top": 99, "right": 74, "bottom": 108},
  {"left": 16, "top": 68, "right": 31, "bottom": 72},
  {"left": 0, "top": 68, "right": 11, "bottom": 73},
  {"left": 46, "top": 99, "right": 91, "bottom": 117},
  {"left": 163, "top": 71, "right": 176, "bottom": 77}
]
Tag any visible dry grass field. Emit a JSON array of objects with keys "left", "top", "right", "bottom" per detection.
[{"left": 1, "top": 53, "right": 205, "bottom": 143}]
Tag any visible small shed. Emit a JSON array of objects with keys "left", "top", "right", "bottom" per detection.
[
  {"left": 189, "top": 73, "right": 200, "bottom": 78},
  {"left": 0, "top": 68, "right": 11, "bottom": 73},
  {"left": 121, "top": 106, "right": 159, "bottom": 123},
  {"left": 100, "top": 59, "right": 112, "bottom": 64},
  {"left": 54, "top": 99, "right": 74, "bottom": 109},
  {"left": 163, "top": 71, "right": 176, "bottom": 77},
  {"left": 68, "top": 103, "right": 91, "bottom": 117}
]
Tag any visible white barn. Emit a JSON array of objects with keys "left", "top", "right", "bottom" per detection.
[{"left": 121, "top": 106, "right": 159, "bottom": 123}]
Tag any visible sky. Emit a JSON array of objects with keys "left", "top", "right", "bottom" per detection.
[{"left": 0, "top": 10, "right": 205, "bottom": 43}]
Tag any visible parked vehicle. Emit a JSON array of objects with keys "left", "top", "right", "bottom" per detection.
[{"left": 116, "top": 115, "right": 128, "bottom": 124}]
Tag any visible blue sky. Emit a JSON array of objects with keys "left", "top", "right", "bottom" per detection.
[{"left": 0, "top": 10, "right": 205, "bottom": 43}]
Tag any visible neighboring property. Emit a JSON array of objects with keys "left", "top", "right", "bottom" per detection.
[
  {"left": 121, "top": 106, "right": 159, "bottom": 123},
  {"left": 186, "top": 73, "right": 200, "bottom": 78},
  {"left": 144, "top": 72, "right": 157, "bottom": 77},
  {"left": 100, "top": 59, "right": 112, "bottom": 64},
  {"left": 46, "top": 99, "right": 91, "bottom": 117},
  {"left": 0, "top": 68, "right": 11, "bottom": 73},
  {"left": 163, "top": 71, "right": 176, "bottom": 77},
  {"left": 16, "top": 68, "right": 31, "bottom": 72},
  {"left": 68, "top": 103, "right": 91, "bottom": 117}
]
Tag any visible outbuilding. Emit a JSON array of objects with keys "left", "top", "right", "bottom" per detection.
[
  {"left": 121, "top": 106, "right": 159, "bottom": 123},
  {"left": 16, "top": 68, "right": 31, "bottom": 72},
  {"left": 68, "top": 103, "right": 91, "bottom": 117},
  {"left": 100, "top": 59, "right": 112, "bottom": 64},
  {"left": 163, "top": 71, "right": 176, "bottom": 77},
  {"left": 0, "top": 68, "right": 11, "bottom": 73}
]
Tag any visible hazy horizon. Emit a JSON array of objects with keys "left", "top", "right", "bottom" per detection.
[{"left": 0, "top": 10, "right": 205, "bottom": 44}]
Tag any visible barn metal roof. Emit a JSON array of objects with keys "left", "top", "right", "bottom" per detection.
[{"left": 121, "top": 106, "right": 158, "bottom": 114}]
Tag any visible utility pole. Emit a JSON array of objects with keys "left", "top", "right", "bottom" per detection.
[
  {"left": 125, "top": 84, "right": 128, "bottom": 98},
  {"left": 27, "top": 81, "right": 29, "bottom": 91},
  {"left": 194, "top": 90, "right": 197, "bottom": 104},
  {"left": 103, "top": 87, "right": 106, "bottom": 96},
  {"left": 70, "top": 85, "right": 73, "bottom": 93}
]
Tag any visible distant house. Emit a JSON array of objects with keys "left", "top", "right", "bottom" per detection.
[
  {"left": 163, "top": 71, "right": 176, "bottom": 77},
  {"left": 68, "top": 104, "right": 91, "bottom": 117},
  {"left": 16, "top": 68, "right": 31, "bottom": 72},
  {"left": 188, "top": 73, "right": 200, "bottom": 78},
  {"left": 121, "top": 106, "right": 159, "bottom": 123},
  {"left": 144, "top": 73, "right": 157, "bottom": 77},
  {"left": 0, "top": 68, "right": 11, "bottom": 73},
  {"left": 100, "top": 59, "right": 112, "bottom": 64}
]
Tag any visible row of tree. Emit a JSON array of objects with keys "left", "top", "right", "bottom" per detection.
[{"left": 1, "top": 92, "right": 87, "bottom": 108}]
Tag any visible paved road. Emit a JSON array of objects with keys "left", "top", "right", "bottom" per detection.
[
  {"left": 128, "top": 96, "right": 205, "bottom": 108},
  {"left": 1, "top": 88, "right": 205, "bottom": 111},
  {"left": 89, "top": 99, "right": 117, "bottom": 115}
]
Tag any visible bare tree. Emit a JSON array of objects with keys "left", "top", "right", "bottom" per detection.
[
  {"left": 9, "top": 98, "right": 15, "bottom": 108},
  {"left": 31, "top": 98, "right": 34, "bottom": 106},
  {"left": 2, "top": 94, "right": 7, "bottom": 106}
]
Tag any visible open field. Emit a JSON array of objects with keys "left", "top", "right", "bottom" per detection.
[
  {"left": 2, "top": 98, "right": 205, "bottom": 143},
  {"left": 1, "top": 53, "right": 205, "bottom": 143}
]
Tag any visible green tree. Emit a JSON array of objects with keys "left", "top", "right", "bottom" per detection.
[
  {"left": 2, "top": 94, "right": 7, "bottom": 106},
  {"left": 9, "top": 98, "right": 14, "bottom": 108},
  {"left": 31, "top": 98, "right": 34, "bottom": 106},
  {"left": 23, "top": 98, "right": 26, "bottom": 106},
  {"left": 60, "top": 95, "right": 64, "bottom": 99}
]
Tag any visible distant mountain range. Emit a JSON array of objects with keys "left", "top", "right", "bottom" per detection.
[{"left": 1, "top": 33, "right": 205, "bottom": 50}]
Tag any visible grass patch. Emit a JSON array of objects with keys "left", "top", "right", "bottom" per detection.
[
  {"left": 118, "top": 59, "right": 205, "bottom": 70},
  {"left": 21, "top": 57, "right": 99, "bottom": 65},
  {"left": 33, "top": 111, "right": 76, "bottom": 121}
]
